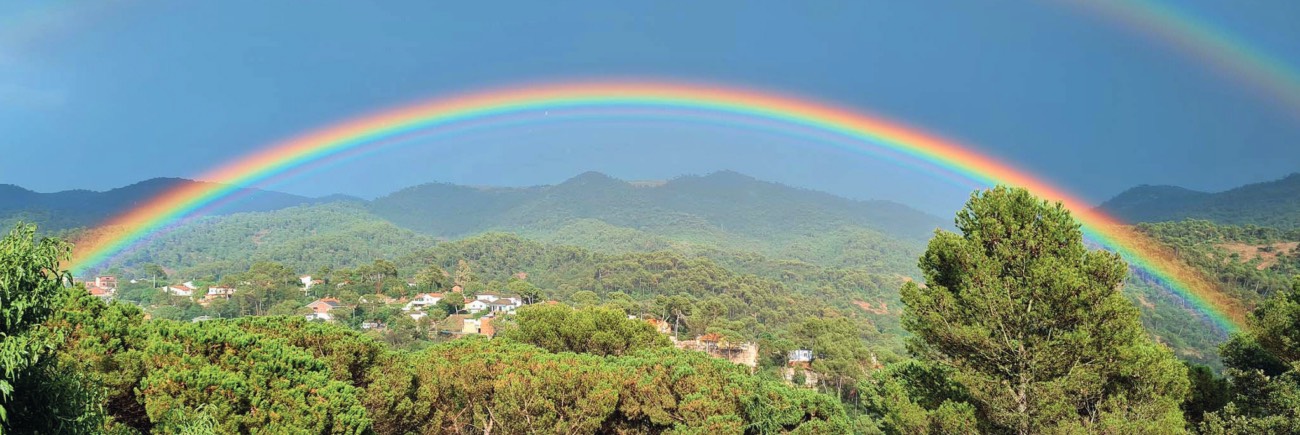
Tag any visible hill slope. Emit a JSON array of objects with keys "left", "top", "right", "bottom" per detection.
[
  {"left": 1101, "top": 173, "right": 1300, "bottom": 229},
  {"left": 0, "top": 177, "right": 343, "bottom": 232},
  {"left": 369, "top": 171, "right": 943, "bottom": 273}
]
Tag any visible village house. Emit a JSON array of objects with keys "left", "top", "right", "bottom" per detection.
[
  {"left": 462, "top": 316, "right": 495, "bottom": 337},
  {"left": 86, "top": 285, "right": 113, "bottom": 300},
  {"left": 205, "top": 286, "right": 236, "bottom": 301},
  {"left": 165, "top": 284, "right": 194, "bottom": 297},
  {"left": 305, "top": 297, "right": 344, "bottom": 321},
  {"left": 403, "top": 293, "right": 444, "bottom": 311},
  {"left": 474, "top": 292, "right": 501, "bottom": 303},
  {"left": 300, "top": 275, "right": 314, "bottom": 290},
  {"left": 463, "top": 299, "right": 490, "bottom": 314},
  {"left": 783, "top": 349, "right": 819, "bottom": 387},
  {"left": 489, "top": 300, "right": 520, "bottom": 314},
  {"left": 94, "top": 275, "right": 118, "bottom": 290},
  {"left": 361, "top": 321, "right": 386, "bottom": 331}
]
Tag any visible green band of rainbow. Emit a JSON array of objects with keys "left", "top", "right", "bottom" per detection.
[{"left": 69, "top": 80, "right": 1244, "bottom": 331}]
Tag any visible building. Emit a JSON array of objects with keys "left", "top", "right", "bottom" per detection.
[
  {"left": 86, "top": 285, "right": 113, "bottom": 300},
  {"left": 205, "top": 286, "right": 236, "bottom": 301},
  {"left": 403, "top": 293, "right": 444, "bottom": 311},
  {"left": 489, "top": 298, "right": 523, "bottom": 314},
  {"left": 462, "top": 316, "right": 495, "bottom": 337},
  {"left": 300, "top": 275, "right": 314, "bottom": 290},
  {"left": 305, "top": 297, "right": 344, "bottom": 321},
  {"left": 783, "top": 349, "right": 818, "bottom": 387},
  {"left": 165, "top": 285, "right": 194, "bottom": 297},
  {"left": 474, "top": 292, "right": 501, "bottom": 303},
  {"left": 94, "top": 276, "right": 118, "bottom": 290},
  {"left": 463, "top": 299, "right": 490, "bottom": 314}
]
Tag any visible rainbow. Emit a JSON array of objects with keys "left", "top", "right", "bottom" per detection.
[
  {"left": 1067, "top": 0, "right": 1300, "bottom": 119},
  {"left": 68, "top": 80, "right": 1245, "bottom": 331}
]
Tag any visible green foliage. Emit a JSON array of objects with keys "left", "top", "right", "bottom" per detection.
[
  {"left": 900, "top": 187, "right": 1190, "bottom": 433},
  {"left": 369, "top": 171, "right": 938, "bottom": 276},
  {"left": 499, "top": 304, "right": 671, "bottom": 356},
  {"left": 362, "top": 338, "right": 851, "bottom": 434},
  {"left": 51, "top": 293, "right": 372, "bottom": 433},
  {"left": 1201, "top": 276, "right": 1300, "bottom": 433},
  {"left": 96, "top": 203, "right": 436, "bottom": 276},
  {"left": 0, "top": 223, "right": 103, "bottom": 433}
]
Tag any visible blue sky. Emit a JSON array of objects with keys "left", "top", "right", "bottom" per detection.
[{"left": 1, "top": 0, "right": 1298, "bottom": 216}]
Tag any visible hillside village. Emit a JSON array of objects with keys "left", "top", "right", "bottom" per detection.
[{"left": 76, "top": 270, "right": 832, "bottom": 386}]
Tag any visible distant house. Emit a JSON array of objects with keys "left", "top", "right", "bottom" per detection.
[
  {"left": 474, "top": 292, "right": 501, "bottom": 303},
  {"left": 305, "top": 297, "right": 344, "bottom": 321},
  {"left": 205, "top": 286, "right": 236, "bottom": 300},
  {"left": 462, "top": 316, "right": 495, "bottom": 337},
  {"left": 463, "top": 299, "right": 490, "bottom": 314},
  {"left": 361, "top": 321, "right": 386, "bottom": 331},
  {"left": 451, "top": 285, "right": 463, "bottom": 293},
  {"left": 788, "top": 350, "right": 814, "bottom": 367},
  {"left": 300, "top": 275, "right": 314, "bottom": 290},
  {"left": 165, "top": 285, "right": 193, "bottom": 297},
  {"left": 489, "top": 299, "right": 521, "bottom": 314},
  {"left": 94, "top": 275, "right": 118, "bottom": 290},
  {"left": 403, "top": 293, "right": 444, "bottom": 311},
  {"left": 191, "top": 316, "right": 215, "bottom": 323},
  {"left": 86, "top": 285, "right": 113, "bottom": 300}
]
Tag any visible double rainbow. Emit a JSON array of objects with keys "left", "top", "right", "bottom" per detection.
[{"left": 68, "top": 80, "right": 1245, "bottom": 331}]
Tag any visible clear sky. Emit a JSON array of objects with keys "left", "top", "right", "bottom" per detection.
[{"left": 2, "top": 0, "right": 1298, "bottom": 216}]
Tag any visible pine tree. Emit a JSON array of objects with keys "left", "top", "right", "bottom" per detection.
[{"left": 900, "top": 187, "right": 1189, "bottom": 434}]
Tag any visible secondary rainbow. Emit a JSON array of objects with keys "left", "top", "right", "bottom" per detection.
[
  {"left": 1066, "top": 0, "right": 1300, "bottom": 119},
  {"left": 68, "top": 80, "right": 1246, "bottom": 331}
]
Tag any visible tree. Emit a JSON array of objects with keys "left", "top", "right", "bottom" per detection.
[
  {"left": 506, "top": 278, "right": 542, "bottom": 305},
  {"left": 0, "top": 224, "right": 101, "bottom": 433},
  {"left": 414, "top": 265, "right": 452, "bottom": 292},
  {"left": 499, "top": 304, "right": 670, "bottom": 356},
  {"left": 899, "top": 187, "right": 1189, "bottom": 433},
  {"left": 453, "top": 259, "right": 475, "bottom": 288},
  {"left": 1202, "top": 276, "right": 1300, "bottom": 433},
  {"left": 141, "top": 263, "right": 167, "bottom": 287}
]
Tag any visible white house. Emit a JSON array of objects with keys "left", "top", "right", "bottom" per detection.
[
  {"left": 403, "top": 293, "right": 444, "bottom": 311},
  {"left": 206, "top": 286, "right": 236, "bottom": 300},
  {"left": 464, "top": 299, "right": 490, "bottom": 314},
  {"left": 474, "top": 292, "right": 501, "bottom": 303},
  {"left": 165, "top": 285, "right": 193, "bottom": 297},
  {"left": 300, "top": 275, "right": 314, "bottom": 290},
  {"left": 489, "top": 300, "right": 520, "bottom": 314}
]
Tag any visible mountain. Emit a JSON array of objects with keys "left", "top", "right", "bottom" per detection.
[
  {"left": 1101, "top": 173, "right": 1300, "bottom": 229},
  {"left": 0, "top": 178, "right": 341, "bottom": 232},
  {"left": 368, "top": 170, "right": 945, "bottom": 273}
]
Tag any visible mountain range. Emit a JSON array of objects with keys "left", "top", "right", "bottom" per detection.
[
  {"left": 1100, "top": 172, "right": 1300, "bottom": 229},
  {"left": 0, "top": 177, "right": 350, "bottom": 232}
]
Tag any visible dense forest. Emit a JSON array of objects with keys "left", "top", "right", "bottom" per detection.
[{"left": 5, "top": 187, "right": 1300, "bottom": 433}]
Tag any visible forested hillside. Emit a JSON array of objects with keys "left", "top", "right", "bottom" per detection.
[
  {"left": 369, "top": 171, "right": 939, "bottom": 273},
  {"left": 1101, "top": 173, "right": 1300, "bottom": 229},
  {"left": 84, "top": 203, "right": 437, "bottom": 277}
]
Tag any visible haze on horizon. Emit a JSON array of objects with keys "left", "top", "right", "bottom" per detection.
[{"left": 2, "top": 0, "right": 1298, "bottom": 216}]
